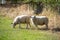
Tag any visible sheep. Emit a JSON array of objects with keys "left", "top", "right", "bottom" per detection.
[
  {"left": 31, "top": 16, "right": 49, "bottom": 29},
  {"left": 11, "top": 15, "right": 31, "bottom": 29}
]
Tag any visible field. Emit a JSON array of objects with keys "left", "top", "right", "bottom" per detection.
[
  {"left": 0, "top": 15, "right": 60, "bottom": 40},
  {"left": 0, "top": 3, "right": 60, "bottom": 40}
]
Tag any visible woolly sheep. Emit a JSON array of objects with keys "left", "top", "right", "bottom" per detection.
[
  {"left": 12, "top": 15, "right": 31, "bottom": 29},
  {"left": 31, "top": 16, "right": 49, "bottom": 29}
]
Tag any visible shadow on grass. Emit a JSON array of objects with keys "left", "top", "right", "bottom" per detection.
[
  {"left": 38, "top": 28, "right": 50, "bottom": 31},
  {"left": 18, "top": 27, "right": 50, "bottom": 31},
  {"left": 52, "top": 27, "right": 60, "bottom": 32},
  {"left": 1, "top": 26, "right": 60, "bottom": 32}
]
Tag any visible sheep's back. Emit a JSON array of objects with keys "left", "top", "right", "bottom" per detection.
[
  {"left": 18, "top": 16, "right": 30, "bottom": 23},
  {"left": 33, "top": 17, "right": 48, "bottom": 25}
]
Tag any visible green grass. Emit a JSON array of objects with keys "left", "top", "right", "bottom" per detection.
[{"left": 0, "top": 16, "right": 60, "bottom": 40}]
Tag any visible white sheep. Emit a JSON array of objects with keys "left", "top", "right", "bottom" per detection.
[
  {"left": 12, "top": 15, "right": 31, "bottom": 29},
  {"left": 31, "top": 16, "right": 49, "bottom": 29}
]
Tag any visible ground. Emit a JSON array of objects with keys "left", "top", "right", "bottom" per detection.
[{"left": 0, "top": 16, "right": 60, "bottom": 40}]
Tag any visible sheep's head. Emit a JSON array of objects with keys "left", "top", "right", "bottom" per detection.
[{"left": 11, "top": 23, "right": 16, "bottom": 28}]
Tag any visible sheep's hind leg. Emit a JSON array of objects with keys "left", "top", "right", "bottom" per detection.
[{"left": 46, "top": 24, "right": 48, "bottom": 30}]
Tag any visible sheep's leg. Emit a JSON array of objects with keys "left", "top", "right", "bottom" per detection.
[
  {"left": 26, "top": 24, "right": 29, "bottom": 29},
  {"left": 35, "top": 24, "right": 39, "bottom": 29},
  {"left": 29, "top": 23, "right": 31, "bottom": 28},
  {"left": 19, "top": 24, "right": 20, "bottom": 29},
  {"left": 13, "top": 25, "right": 15, "bottom": 28},
  {"left": 13, "top": 24, "right": 16, "bottom": 28},
  {"left": 46, "top": 24, "right": 48, "bottom": 29},
  {"left": 35, "top": 25, "right": 37, "bottom": 27}
]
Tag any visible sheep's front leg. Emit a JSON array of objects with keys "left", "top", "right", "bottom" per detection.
[
  {"left": 29, "top": 23, "right": 31, "bottom": 28},
  {"left": 19, "top": 24, "right": 21, "bottom": 29},
  {"left": 35, "top": 24, "right": 39, "bottom": 29},
  {"left": 35, "top": 25, "right": 38, "bottom": 29},
  {"left": 26, "top": 24, "right": 29, "bottom": 29},
  {"left": 13, "top": 23, "right": 16, "bottom": 28},
  {"left": 13, "top": 25, "right": 15, "bottom": 28}
]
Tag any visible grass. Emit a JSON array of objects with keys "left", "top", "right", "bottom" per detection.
[{"left": 0, "top": 16, "right": 60, "bottom": 40}]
